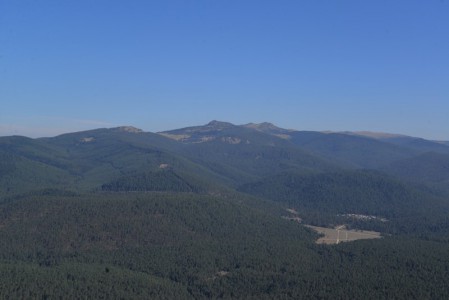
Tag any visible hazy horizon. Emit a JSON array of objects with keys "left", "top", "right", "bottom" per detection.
[
  {"left": 1, "top": 119, "right": 446, "bottom": 142},
  {"left": 2, "top": 1, "right": 448, "bottom": 139}
]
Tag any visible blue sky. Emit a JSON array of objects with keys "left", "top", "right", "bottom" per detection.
[{"left": 1, "top": 0, "right": 448, "bottom": 139}]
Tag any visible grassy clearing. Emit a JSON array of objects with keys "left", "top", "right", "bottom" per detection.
[{"left": 306, "top": 225, "right": 381, "bottom": 244}]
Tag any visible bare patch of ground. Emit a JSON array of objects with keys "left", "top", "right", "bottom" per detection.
[
  {"left": 282, "top": 208, "right": 302, "bottom": 223},
  {"left": 305, "top": 225, "right": 381, "bottom": 245}
]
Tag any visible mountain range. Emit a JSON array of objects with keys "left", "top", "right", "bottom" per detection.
[
  {"left": 1, "top": 121, "right": 449, "bottom": 298},
  {"left": 3, "top": 120, "right": 449, "bottom": 220}
]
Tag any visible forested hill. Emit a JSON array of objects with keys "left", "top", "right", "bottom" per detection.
[
  {"left": 238, "top": 170, "right": 449, "bottom": 236},
  {"left": 160, "top": 121, "right": 449, "bottom": 171},
  {"left": 2, "top": 121, "right": 449, "bottom": 195},
  {"left": 383, "top": 152, "right": 449, "bottom": 185},
  {"left": 1, "top": 122, "right": 449, "bottom": 298}
]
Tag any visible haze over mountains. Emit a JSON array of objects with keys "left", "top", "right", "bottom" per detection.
[
  {"left": 160, "top": 120, "right": 449, "bottom": 171},
  {"left": 3, "top": 119, "right": 449, "bottom": 199},
  {"left": 2, "top": 121, "right": 449, "bottom": 298}
]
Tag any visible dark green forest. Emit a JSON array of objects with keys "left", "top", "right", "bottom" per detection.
[
  {"left": 1, "top": 192, "right": 449, "bottom": 299},
  {"left": 239, "top": 170, "right": 449, "bottom": 236},
  {"left": 1, "top": 122, "right": 449, "bottom": 298}
]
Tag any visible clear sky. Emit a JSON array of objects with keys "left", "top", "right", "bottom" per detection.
[{"left": 1, "top": 0, "right": 448, "bottom": 139}]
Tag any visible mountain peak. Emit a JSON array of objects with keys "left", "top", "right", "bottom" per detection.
[{"left": 206, "top": 120, "right": 235, "bottom": 129}]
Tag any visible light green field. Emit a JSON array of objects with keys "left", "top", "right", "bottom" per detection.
[{"left": 306, "top": 225, "right": 381, "bottom": 244}]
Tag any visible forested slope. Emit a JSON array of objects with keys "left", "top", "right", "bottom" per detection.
[
  {"left": 2, "top": 124, "right": 449, "bottom": 298},
  {"left": 239, "top": 170, "right": 449, "bottom": 236},
  {"left": 1, "top": 192, "right": 449, "bottom": 299}
]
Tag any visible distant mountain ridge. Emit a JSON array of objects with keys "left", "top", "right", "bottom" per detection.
[
  {"left": 159, "top": 120, "right": 449, "bottom": 146},
  {"left": 160, "top": 121, "right": 449, "bottom": 170},
  {"left": 2, "top": 120, "right": 449, "bottom": 196}
]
